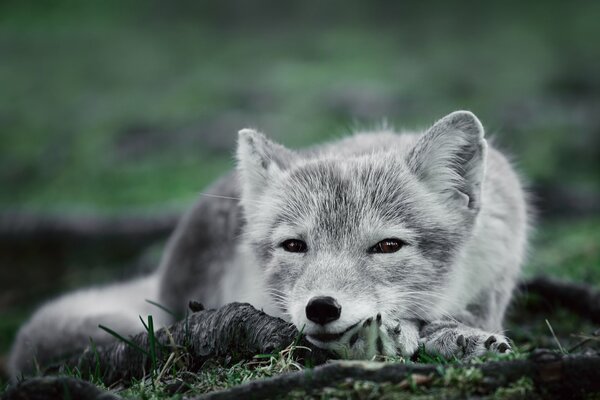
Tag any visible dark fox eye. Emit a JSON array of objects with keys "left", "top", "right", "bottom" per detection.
[
  {"left": 369, "top": 239, "right": 404, "bottom": 254},
  {"left": 281, "top": 239, "right": 307, "bottom": 253}
]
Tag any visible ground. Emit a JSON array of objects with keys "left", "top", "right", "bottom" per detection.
[{"left": 1, "top": 1, "right": 599, "bottom": 398}]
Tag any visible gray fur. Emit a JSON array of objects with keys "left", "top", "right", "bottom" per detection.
[
  {"left": 233, "top": 110, "right": 528, "bottom": 358},
  {"left": 8, "top": 276, "right": 171, "bottom": 377},
  {"left": 8, "top": 111, "right": 529, "bottom": 377}
]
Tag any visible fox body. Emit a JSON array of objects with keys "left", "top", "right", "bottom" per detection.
[{"left": 9, "top": 111, "right": 528, "bottom": 376}]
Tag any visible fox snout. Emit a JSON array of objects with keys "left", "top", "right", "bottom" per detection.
[{"left": 305, "top": 296, "right": 341, "bottom": 325}]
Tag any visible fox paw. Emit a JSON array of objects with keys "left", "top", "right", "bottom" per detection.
[
  {"left": 331, "top": 315, "right": 419, "bottom": 359},
  {"left": 420, "top": 322, "right": 511, "bottom": 360}
]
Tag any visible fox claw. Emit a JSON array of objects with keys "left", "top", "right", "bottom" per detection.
[
  {"left": 329, "top": 315, "right": 419, "bottom": 359},
  {"left": 421, "top": 323, "right": 512, "bottom": 360}
]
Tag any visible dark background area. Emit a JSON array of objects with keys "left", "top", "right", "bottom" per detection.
[{"left": 1, "top": 0, "right": 599, "bottom": 370}]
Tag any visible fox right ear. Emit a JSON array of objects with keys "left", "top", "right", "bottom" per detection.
[
  {"left": 236, "top": 129, "right": 295, "bottom": 204},
  {"left": 407, "top": 111, "right": 487, "bottom": 211}
]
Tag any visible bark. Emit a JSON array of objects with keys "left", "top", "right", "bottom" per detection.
[
  {"left": 197, "top": 351, "right": 600, "bottom": 400},
  {"left": 52, "top": 303, "right": 330, "bottom": 387}
]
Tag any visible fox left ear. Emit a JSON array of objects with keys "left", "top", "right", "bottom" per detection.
[
  {"left": 407, "top": 111, "right": 487, "bottom": 210},
  {"left": 236, "top": 129, "right": 296, "bottom": 207}
]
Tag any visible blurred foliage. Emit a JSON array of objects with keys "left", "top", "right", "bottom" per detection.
[
  {"left": 1, "top": 0, "right": 599, "bottom": 211},
  {"left": 526, "top": 218, "right": 600, "bottom": 283}
]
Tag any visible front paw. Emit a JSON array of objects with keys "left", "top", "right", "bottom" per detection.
[
  {"left": 330, "top": 315, "right": 419, "bottom": 360},
  {"left": 420, "top": 323, "right": 511, "bottom": 360},
  {"left": 389, "top": 319, "right": 420, "bottom": 358}
]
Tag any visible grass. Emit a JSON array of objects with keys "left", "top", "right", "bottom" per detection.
[
  {"left": 98, "top": 323, "right": 151, "bottom": 359},
  {"left": 24, "top": 314, "right": 578, "bottom": 399},
  {"left": 113, "top": 340, "right": 307, "bottom": 399},
  {"left": 59, "top": 340, "right": 523, "bottom": 399}
]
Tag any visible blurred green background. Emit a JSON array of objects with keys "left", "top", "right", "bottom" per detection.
[{"left": 0, "top": 0, "right": 599, "bottom": 369}]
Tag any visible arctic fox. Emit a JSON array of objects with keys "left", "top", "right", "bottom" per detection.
[{"left": 9, "top": 111, "right": 528, "bottom": 376}]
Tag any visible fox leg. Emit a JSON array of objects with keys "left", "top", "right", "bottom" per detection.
[
  {"left": 157, "top": 172, "right": 242, "bottom": 315},
  {"left": 416, "top": 279, "right": 516, "bottom": 360}
]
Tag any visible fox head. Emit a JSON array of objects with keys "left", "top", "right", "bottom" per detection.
[{"left": 236, "top": 111, "right": 487, "bottom": 346}]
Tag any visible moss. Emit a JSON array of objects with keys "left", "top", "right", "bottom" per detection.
[
  {"left": 277, "top": 367, "right": 536, "bottom": 400},
  {"left": 493, "top": 377, "right": 536, "bottom": 400}
]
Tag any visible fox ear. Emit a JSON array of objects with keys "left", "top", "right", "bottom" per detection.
[
  {"left": 407, "top": 111, "right": 487, "bottom": 210},
  {"left": 236, "top": 129, "right": 295, "bottom": 204}
]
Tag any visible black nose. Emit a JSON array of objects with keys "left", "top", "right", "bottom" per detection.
[{"left": 305, "top": 296, "right": 341, "bottom": 325}]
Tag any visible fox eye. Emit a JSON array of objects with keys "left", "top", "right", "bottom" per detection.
[
  {"left": 369, "top": 238, "right": 404, "bottom": 254},
  {"left": 281, "top": 239, "right": 307, "bottom": 253}
]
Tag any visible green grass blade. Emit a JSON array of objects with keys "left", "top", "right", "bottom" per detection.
[
  {"left": 88, "top": 337, "right": 102, "bottom": 383},
  {"left": 138, "top": 315, "right": 149, "bottom": 331},
  {"left": 147, "top": 315, "right": 158, "bottom": 374},
  {"left": 98, "top": 324, "right": 149, "bottom": 357},
  {"left": 145, "top": 299, "right": 178, "bottom": 318}
]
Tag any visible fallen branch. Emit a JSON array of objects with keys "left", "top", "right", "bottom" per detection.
[
  {"left": 519, "top": 276, "right": 600, "bottom": 324},
  {"left": 9, "top": 352, "right": 600, "bottom": 400},
  {"left": 197, "top": 350, "right": 600, "bottom": 400},
  {"left": 38, "top": 277, "right": 600, "bottom": 386},
  {"left": 52, "top": 303, "right": 330, "bottom": 387},
  {"left": 0, "top": 211, "right": 181, "bottom": 311},
  {"left": 1, "top": 376, "right": 120, "bottom": 400},
  {"left": 0, "top": 211, "right": 178, "bottom": 245}
]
